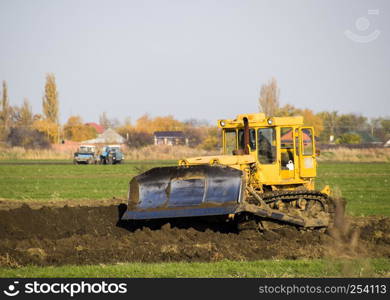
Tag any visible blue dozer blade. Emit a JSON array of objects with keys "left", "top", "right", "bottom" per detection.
[{"left": 122, "top": 165, "right": 244, "bottom": 220}]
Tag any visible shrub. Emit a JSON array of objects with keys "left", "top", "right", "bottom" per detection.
[
  {"left": 124, "top": 129, "right": 154, "bottom": 148},
  {"left": 335, "top": 133, "right": 362, "bottom": 144},
  {"left": 7, "top": 127, "right": 51, "bottom": 149}
]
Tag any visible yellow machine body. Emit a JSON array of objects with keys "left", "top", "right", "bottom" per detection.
[
  {"left": 180, "top": 113, "right": 321, "bottom": 194},
  {"left": 122, "top": 113, "right": 334, "bottom": 228}
]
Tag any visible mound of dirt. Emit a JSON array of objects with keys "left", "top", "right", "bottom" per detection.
[{"left": 0, "top": 204, "right": 389, "bottom": 267}]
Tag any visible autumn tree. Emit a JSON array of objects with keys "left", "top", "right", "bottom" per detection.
[
  {"left": 316, "top": 112, "right": 372, "bottom": 143},
  {"left": 117, "top": 117, "right": 144, "bottom": 148},
  {"left": 335, "top": 133, "right": 362, "bottom": 145},
  {"left": 37, "top": 73, "right": 61, "bottom": 143},
  {"left": 369, "top": 117, "right": 390, "bottom": 142},
  {"left": 14, "top": 98, "right": 34, "bottom": 127},
  {"left": 7, "top": 127, "right": 50, "bottom": 149},
  {"left": 123, "top": 116, "right": 132, "bottom": 127},
  {"left": 99, "top": 112, "right": 120, "bottom": 129},
  {"left": 99, "top": 112, "right": 111, "bottom": 129},
  {"left": 381, "top": 119, "right": 390, "bottom": 139},
  {"left": 0, "top": 80, "right": 11, "bottom": 139},
  {"left": 258, "top": 78, "right": 280, "bottom": 116},
  {"left": 64, "top": 116, "right": 97, "bottom": 142},
  {"left": 180, "top": 119, "right": 213, "bottom": 147},
  {"left": 6, "top": 98, "right": 49, "bottom": 149},
  {"left": 117, "top": 114, "right": 184, "bottom": 148},
  {"left": 42, "top": 73, "right": 59, "bottom": 124},
  {"left": 276, "top": 104, "right": 299, "bottom": 117},
  {"left": 117, "top": 115, "right": 213, "bottom": 148},
  {"left": 134, "top": 114, "right": 151, "bottom": 132},
  {"left": 182, "top": 126, "right": 205, "bottom": 147},
  {"left": 198, "top": 127, "right": 221, "bottom": 151},
  {"left": 135, "top": 114, "right": 185, "bottom": 134},
  {"left": 117, "top": 126, "right": 153, "bottom": 148},
  {"left": 336, "top": 114, "right": 368, "bottom": 135},
  {"left": 32, "top": 119, "right": 60, "bottom": 143},
  {"left": 276, "top": 104, "right": 324, "bottom": 136},
  {"left": 317, "top": 111, "right": 338, "bottom": 142},
  {"left": 301, "top": 109, "right": 323, "bottom": 135}
]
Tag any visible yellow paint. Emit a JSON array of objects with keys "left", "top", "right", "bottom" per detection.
[
  {"left": 180, "top": 155, "right": 255, "bottom": 169},
  {"left": 321, "top": 185, "right": 331, "bottom": 196},
  {"left": 218, "top": 113, "right": 304, "bottom": 128}
]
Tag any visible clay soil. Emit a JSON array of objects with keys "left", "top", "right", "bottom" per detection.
[{"left": 0, "top": 201, "right": 389, "bottom": 267}]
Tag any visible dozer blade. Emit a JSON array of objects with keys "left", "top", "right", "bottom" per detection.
[{"left": 121, "top": 165, "right": 245, "bottom": 220}]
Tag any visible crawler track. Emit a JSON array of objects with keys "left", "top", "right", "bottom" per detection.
[{"left": 245, "top": 190, "right": 342, "bottom": 229}]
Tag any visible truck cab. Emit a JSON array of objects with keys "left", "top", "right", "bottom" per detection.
[
  {"left": 100, "top": 145, "right": 124, "bottom": 164},
  {"left": 73, "top": 145, "right": 97, "bottom": 164}
]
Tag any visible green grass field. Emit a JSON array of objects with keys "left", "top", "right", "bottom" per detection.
[
  {"left": 316, "top": 163, "right": 390, "bottom": 216},
  {"left": 0, "top": 161, "right": 389, "bottom": 216},
  {"left": 0, "top": 161, "right": 174, "bottom": 202},
  {"left": 1, "top": 259, "right": 389, "bottom": 278}
]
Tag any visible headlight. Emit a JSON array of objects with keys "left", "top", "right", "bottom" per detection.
[
  {"left": 267, "top": 118, "right": 274, "bottom": 125},
  {"left": 220, "top": 120, "right": 225, "bottom": 127}
]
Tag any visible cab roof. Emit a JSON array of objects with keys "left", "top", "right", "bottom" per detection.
[{"left": 217, "top": 113, "right": 304, "bottom": 128}]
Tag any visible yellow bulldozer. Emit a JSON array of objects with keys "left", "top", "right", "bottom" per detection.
[{"left": 121, "top": 113, "right": 339, "bottom": 230}]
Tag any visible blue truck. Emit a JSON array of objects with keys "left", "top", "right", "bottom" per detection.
[
  {"left": 99, "top": 145, "right": 124, "bottom": 164},
  {"left": 73, "top": 145, "right": 98, "bottom": 164}
]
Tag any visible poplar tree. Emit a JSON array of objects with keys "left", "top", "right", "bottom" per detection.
[
  {"left": 42, "top": 73, "right": 59, "bottom": 124},
  {"left": 1, "top": 80, "right": 10, "bottom": 129},
  {"left": 19, "top": 98, "right": 34, "bottom": 127},
  {"left": 0, "top": 80, "right": 10, "bottom": 139}
]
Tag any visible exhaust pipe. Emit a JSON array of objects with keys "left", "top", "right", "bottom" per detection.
[{"left": 243, "top": 117, "right": 249, "bottom": 154}]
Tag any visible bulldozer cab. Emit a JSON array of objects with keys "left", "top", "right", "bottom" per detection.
[{"left": 220, "top": 114, "right": 317, "bottom": 186}]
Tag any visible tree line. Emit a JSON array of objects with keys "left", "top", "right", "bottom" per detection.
[
  {"left": 1, "top": 75, "right": 389, "bottom": 150},
  {"left": 0, "top": 75, "right": 59, "bottom": 148},
  {"left": 258, "top": 78, "right": 390, "bottom": 144},
  {"left": 0, "top": 75, "right": 219, "bottom": 150}
]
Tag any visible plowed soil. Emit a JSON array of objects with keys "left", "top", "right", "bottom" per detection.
[{"left": 0, "top": 202, "right": 389, "bottom": 267}]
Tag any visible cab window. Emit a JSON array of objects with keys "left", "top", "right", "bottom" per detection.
[
  {"left": 238, "top": 129, "right": 256, "bottom": 151},
  {"left": 258, "top": 128, "right": 276, "bottom": 164},
  {"left": 281, "top": 128, "right": 293, "bottom": 149},
  {"left": 280, "top": 127, "right": 294, "bottom": 168},
  {"left": 225, "top": 129, "right": 236, "bottom": 154},
  {"left": 302, "top": 128, "right": 314, "bottom": 155}
]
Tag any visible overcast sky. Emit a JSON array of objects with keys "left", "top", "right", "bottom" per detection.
[{"left": 0, "top": 0, "right": 389, "bottom": 124}]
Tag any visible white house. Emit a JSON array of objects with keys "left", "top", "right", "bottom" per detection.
[
  {"left": 82, "top": 128, "right": 125, "bottom": 145},
  {"left": 384, "top": 139, "right": 390, "bottom": 148},
  {"left": 154, "top": 131, "right": 188, "bottom": 146}
]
